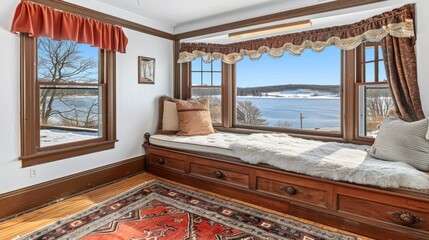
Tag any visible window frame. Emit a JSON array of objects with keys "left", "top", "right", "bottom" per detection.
[
  {"left": 179, "top": 42, "right": 392, "bottom": 144},
  {"left": 181, "top": 53, "right": 345, "bottom": 139},
  {"left": 360, "top": 42, "right": 384, "bottom": 83},
  {"left": 182, "top": 60, "right": 229, "bottom": 126},
  {"left": 353, "top": 42, "right": 389, "bottom": 143},
  {"left": 20, "top": 34, "right": 117, "bottom": 167},
  {"left": 231, "top": 50, "right": 344, "bottom": 138}
]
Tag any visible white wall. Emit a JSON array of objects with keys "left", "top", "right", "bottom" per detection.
[
  {"left": 0, "top": 0, "right": 173, "bottom": 194},
  {"left": 0, "top": 0, "right": 427, "bottom": 195},
  {"left": 414, "top": 0, "right": 429, "bottom": 116}
]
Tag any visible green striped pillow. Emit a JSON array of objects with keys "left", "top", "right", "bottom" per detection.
[{"left": 368, "top": 116, "right": 429, "bottom": 171}]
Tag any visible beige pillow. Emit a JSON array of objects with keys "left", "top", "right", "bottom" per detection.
[
  {"left": 162, "top": 101, "right": 179, "bottom": 131},
  {"left": 175, "top": 99, "right": 215, "bottom": 136},
  {"left": 156, "top": 95, "right": 178, "bottom": 135}
]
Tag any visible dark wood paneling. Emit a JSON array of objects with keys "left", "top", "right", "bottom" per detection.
[
  {"left": 290, "top": 204, "right": 429, "bottom": 240},
  {"left": 189, "top": 162, "right": 249, "bottom": 188},
  {"left": 143, "top": 143, "right": 429, "bottom": 240},
  {"left": 29, "top": 0, "right": 174, "bottom": 40},
  {"left": 256, "top": 177, "right": 328, "bottom": 208},
  {"left": 338, "top": 194, "right": 429, "bottom": 231},
  {"left": 0, "top": 156, "right": 145, "bottom": 221},
  {"left": 175, "top": 0, "right": 387, "bottom": 40},
  {"left": 149, "top": 154, "right": 185, "bottom": 173},
  {"left": 146, "top": 165, "right": 290, "bottom": 213},
  {"left": 173, "top": 40, "right": 181, "bottom": 99}
]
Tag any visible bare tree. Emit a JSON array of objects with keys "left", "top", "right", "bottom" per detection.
[
  {"left": 366, "top": 89, "right": 393, "bottom": 119},
  {"left": 38, "top": 37, "right": 98, "bottom": 126},
  {"left": 54, "top": 95, "right": 99, "bottom": 128},
  {"left": 236, "top": 101, "right": 267, "bottom": 125},
  {"left": 191, "top": 88, "right": 222, "bottom": 123},
  {"left": 273, "top": 120, "right": 295, "bottom": 128},
  {"left": 366, "top": 88, "right": 394, "bottom": 131}
]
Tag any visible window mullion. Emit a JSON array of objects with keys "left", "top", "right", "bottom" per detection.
[{"left": 374, "top": 45, "right": 379, "bottom": 82}]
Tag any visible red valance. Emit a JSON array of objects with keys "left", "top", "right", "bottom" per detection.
[{"left": 11, "top": 1, "right": 128, "bottom": 53}]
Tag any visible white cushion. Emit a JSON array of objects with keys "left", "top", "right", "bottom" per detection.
[{"left": 162, "top": 101, "right": 179, "bottom": 131}]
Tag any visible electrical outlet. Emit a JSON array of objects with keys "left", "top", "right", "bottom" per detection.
[{"left": 29, "top": 168, "right": 38, "bottom": 178}]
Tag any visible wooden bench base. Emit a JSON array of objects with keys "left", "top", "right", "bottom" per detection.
[{"left": 144, "top": 142, "right": 429, "bottom": 240}]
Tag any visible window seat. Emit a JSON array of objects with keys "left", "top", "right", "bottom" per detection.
[
  {"left": 149, "top": 132, "right": 429, "bottom": 190},
  {"left": 143, "top": 132, "right": 429, "bottom": 240}
]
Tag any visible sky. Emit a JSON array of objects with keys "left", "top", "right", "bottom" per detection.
[
  {"left": 236, "top": 46, "right": 341, "bottom": 88},
  {"left": 37, "top": 38, "right": 100, "bottom": 83},
  {"left": 79, "top": 43, "right": 99, "bottom": 61},
  {"left": 77, "top": 41, "right": 386, "bottom": 88}
]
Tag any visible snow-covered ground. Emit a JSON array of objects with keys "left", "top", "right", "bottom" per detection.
[{"left": 40, "top": 129, "right": 98, "bottom": 147}]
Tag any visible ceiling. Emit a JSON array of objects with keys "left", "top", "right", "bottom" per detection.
[
  {"left": 93, "top": 0, "right": 413, "bottom": 41},
  {"left": 96, "top": 0, "right": 281, "bottom": 26}
]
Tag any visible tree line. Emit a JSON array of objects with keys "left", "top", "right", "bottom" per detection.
[{"left": 237, "top": 84, "right": 340, "bottom": 96}]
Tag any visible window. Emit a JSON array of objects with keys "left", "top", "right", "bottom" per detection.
[
  {"left": 188, "top": 59, "right": 223, "bottom": 124},
  {"left": 357, "top": 43, "right": 393, "bottom": 138},
  {"left": 234, "top": 47, "right": 341, "bottom": 135},
  {"left": 179, "top": 42, "right": 392, "bottom": 143},
  {"left": 20, "top": 35, "right": 116, "bottom": 167}
]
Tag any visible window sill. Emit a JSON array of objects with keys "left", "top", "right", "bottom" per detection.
[
  {"left": 20, "top": 140, "right": 118, "bottom": 167},
  {"left": 349, "top": 137, "right": 375, "bottom": 145},
  {"left": 214, "top": 126, "right": 348, "bottom": 143}
]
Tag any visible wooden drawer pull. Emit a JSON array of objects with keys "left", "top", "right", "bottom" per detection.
[
  {"left": 214, "top": 171, "right": 224, "bottom": 179},
  {"left": 281, "top": 186, "right": 298, "bottom": 195},
  {"left": 391, "top": 211, "right": 421, "bottom": 225},
  {"left": 157, "top": 158, "right": 165, "bottom": 165}
]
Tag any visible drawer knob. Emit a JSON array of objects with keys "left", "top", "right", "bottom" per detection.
[
  {"left": 214, "top": 171, "right": 224, "bottom": 179},
  {"left": 281, "top": 186, "right": 298, "bottom": 195},
  {"left": 157, "top": 158, "right": 165, "bottom": 165},
  {"left": 391, "top": 211, "right": 421, "bottom": 225}
]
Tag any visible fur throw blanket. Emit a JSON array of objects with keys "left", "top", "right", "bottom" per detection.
[{"left": 230, "top": 133, "right": 429, "bottom": 189}]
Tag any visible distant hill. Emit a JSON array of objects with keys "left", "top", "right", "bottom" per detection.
[{"left": 237, "top": 84, "right": 340, "bottom": 96}]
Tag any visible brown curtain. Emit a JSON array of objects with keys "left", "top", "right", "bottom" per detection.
[
  {"left": 381, "top": 35, "right": 425, "bottom": 121},
  {"left": 179, "top": 4, "right": 415, "bottom": 64},
  {"left": 11, "top": 1, "right": 128, "bottom": 53}
]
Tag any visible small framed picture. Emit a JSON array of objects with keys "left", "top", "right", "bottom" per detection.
[{"left": 138, "top": 56, "right": 155, "bottom": 84}]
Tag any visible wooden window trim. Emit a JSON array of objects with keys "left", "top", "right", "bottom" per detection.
[
  {"left": 214, "top": 126, "right": 347, "bottom": 143},
  {"left": 361, "top": 42, "right": 385, "bottom": 83},
  {"left": 182, "top": 50, "right": 344, "bottom": 140},
  {"left": 231, "top": 50, "right": 343, "bottom": 138},
  {"left": 20, "top": 34, "right": 117, "bottom": 167},
  {"left": 178, "top": 45, "right": 391, "bottom": 145},
  {"left": 185, "top": 60, "right": 225, "bottom": 126},
  {"left": 351, "top": 43, "right": 389, "bottom": 144},
  {"left": 353, "top": 82, "right": 389, "bottom": 144}
]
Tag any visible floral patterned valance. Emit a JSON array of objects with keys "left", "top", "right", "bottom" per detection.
[{"left": 178, "top": 4, "right": 415, "bottom": 64}]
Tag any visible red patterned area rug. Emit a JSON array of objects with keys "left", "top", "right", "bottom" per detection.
[{"left": 16, "top": 180, "right": 359, "bottom": 240}]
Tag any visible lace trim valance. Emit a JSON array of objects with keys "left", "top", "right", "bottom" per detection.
[{"left": 178, "top": 4, "right": 415, "bottom": 64}]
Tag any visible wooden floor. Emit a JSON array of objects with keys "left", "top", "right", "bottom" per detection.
[{"left": 0, "top": 173, "right": 371, "bottom": 240}]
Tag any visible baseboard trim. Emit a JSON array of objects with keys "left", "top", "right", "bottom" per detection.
[{"left": 0, "top": 156, "right": 145, "bottom": 221}]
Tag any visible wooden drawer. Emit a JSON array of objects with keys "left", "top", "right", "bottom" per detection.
[
  {"left": 189, "top": 162, "right": 250, "bottom": 188},
  {"left": 337, "top": 192, "right": 429, "bottom": 231},
  {"left": 255, "top": 170, "right": 333, "bottom": 208},
  {"left": 148, "top": 153, "right": 185, "bottom": 173},
  {"left": 256, "top": 177, "right": 329, "bottom": 208}
]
